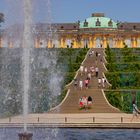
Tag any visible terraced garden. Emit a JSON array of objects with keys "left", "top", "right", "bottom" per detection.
[{"left": 105, "top": 45, "right": 140, "bottom": 113}]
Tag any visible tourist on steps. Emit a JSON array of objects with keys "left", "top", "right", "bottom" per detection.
[
  {"left": 83, "top": 96, "right": 88, "bottom": 110},
  {"left": 95, "top": 67, "right": 99, "bottom": 77},
  {"left": 87, "top": 96, "right": 93, "bottom": 108},
  {"left": 84, "top": 78, "right": 89, "bottom": 89},
  {"left": 74, "top": 79, "right": 78, "bottom": 89},
  {"left": 80, "top": 65, "right": 84, "bottom": 76},
  {"left": 96, "top": 52, "right": 98, "bottom": 57},
  {"left": 79, "top": 97, "right": 84, "bottom": 109},
  {"left": 90, "top": 66, "right": 95, "bottom": 77},
  {"left": 102, "top": 77, "right": 106, "bottom": 88},
  {"left": 87, "top": 72, "right": 91, "bottom": 80},
  {"left": 98, "top": 77, "right": 102, "bottom": 88},
  {"left": 84, "top": 66, "right": 88, "bottom": 75},
  {"left": 79, "top": 80, "right": 83, "bottom": 90}
]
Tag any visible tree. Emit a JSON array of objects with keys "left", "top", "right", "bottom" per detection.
[{"left": 0, "top": 13, "right": 4, "bottom": 25}]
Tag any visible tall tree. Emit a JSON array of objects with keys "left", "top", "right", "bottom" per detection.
[{"left": 0, "top": 13, "right": 4, "bottom": 26}]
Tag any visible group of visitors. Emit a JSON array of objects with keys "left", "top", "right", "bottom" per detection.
[
  {"left": 79, "top": 96, "right": 93, "bottom": 109},
  {"left": 80, "top": 65, "right": 89, "bottom": 76},
  {"left": 78, "top": 65, "right": 93, "bottom": 90},
  {"left": 88, "top": 50, "right": 94, "bottom": 57},
  {"left": 75, "top": 49, "right": 140, "bottom": 120},
  {"left": 75, "top": 78, "right": 90, "bottom": 90},
  {"left": 74, "top": 49, "right": 107, "bottom": 110},
  {"left": 74, "top": 78, "right": 90, "bottom": 90}
]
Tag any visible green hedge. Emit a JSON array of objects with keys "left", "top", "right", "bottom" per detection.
[
  {"left": 105, "top": 47, "right": 140, "bottom": 112},
  {"left": 105, "top": 91, "right": 132, "bottom": 113}
]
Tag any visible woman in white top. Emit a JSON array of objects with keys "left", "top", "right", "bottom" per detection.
[
  {"left": 84, "top": 67, "right": 88, "bottom": 75},
  {"left": 80, "top": 65, "right": 84, "bottom": 75},
  {"left": 79, "top": 80, "right": 83, "bottom": 90}
]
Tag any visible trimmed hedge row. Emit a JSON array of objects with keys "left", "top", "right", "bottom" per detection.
[{"left": 105, "top": 45, "right": 140, "bottom": 112}]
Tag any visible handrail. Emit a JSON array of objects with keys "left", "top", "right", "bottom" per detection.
[
  {"left": 49, "top": 89, "right": 70, "bottom": 112},
  {"left": 102, "top": 89, "right": 120, "bottom": 112},
  {"left": 102, "top": 72, "right": 112, "bottom": 87},
  {"left": 0, "top": 115, "right": 138, "bottom": 125}
]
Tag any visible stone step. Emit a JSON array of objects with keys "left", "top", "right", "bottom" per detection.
[{"left": 50, "top": 48, "right": 120, "bottom": 113}]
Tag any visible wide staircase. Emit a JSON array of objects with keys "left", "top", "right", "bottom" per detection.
[{"left": 50, "top": 48, "right": 121, "bottom": 113}]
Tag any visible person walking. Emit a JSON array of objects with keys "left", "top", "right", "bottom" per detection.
[
  {"left": 87, "top": 72, "right": 91, "bottom": 80},
  {"left": 87, "top": 96, "right": 93, "bottom": 108},
  {"left": 131, "top": 101, "right": 140, "bottom": 122},
  {"left": 79, "top": 80, "right": 83, "bottom": 90},
  {"left": 84, "top": 66, "right": 88, "bottom": 75},
  {"left": 80, "top": 65, "right": 84, "bottom": 76},
  {"left": 96, "top": 52, "right": 98, "bottom": 57},
  {"left": 74, "top": 79, "right": 78, "bottom": 89},
  {"left": 82, "top": 96, "right": 88, "bottom": 110},
  {"left": 84, "top": 78, "right": 89, "bottom": 89},
  {"left": 98, "top": 77, "right": 102, "bottom": 88},
  {"left": 102, "top": 77, "right": 106, "bottom": 88},
  {"left": 95, "top": 67, "right": 99, "bottom": 77},
  {"left": 79, "top": 97, "right": 83, "bottom": 109}
]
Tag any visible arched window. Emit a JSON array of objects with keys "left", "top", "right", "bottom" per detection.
[
  {"left": 61, "top": 26, "right": 64, "bottom": 29},
  {"left": 133, "top": 25, "right": 136, "bottom": 30},
  {"left": 96, "top": 18, "right": 101, "bottom": 26},
  {"left": 74, "top": 25, "right": 76, "bottom": 29},
  {"left": 120, "top": 25, "right": 123, "bottom": 28}
]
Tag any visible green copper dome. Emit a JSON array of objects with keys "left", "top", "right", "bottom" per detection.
[{"left": 80, "top": 13, "right": 117, "bottom": 29}]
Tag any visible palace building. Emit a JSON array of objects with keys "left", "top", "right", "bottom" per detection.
[{"left": 1, "top": 13, "right": 140, "bottom": 48}]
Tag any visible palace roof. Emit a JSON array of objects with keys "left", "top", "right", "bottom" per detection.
[{"left": 80, "top": 13, "right": 117, "bottom": 29}]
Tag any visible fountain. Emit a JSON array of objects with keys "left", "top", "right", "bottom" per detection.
[
  {"left": 19, "top": 0, "right": 33, "bottom": 139},
  {"left": 0, "top": 0, "right": 63, "bottom": 139},
  {"left": 18, "top": 0, "right": 59, "bottom": 139},
  {"left": 18, "top": 132, "right": 33, "bottom": 140}
]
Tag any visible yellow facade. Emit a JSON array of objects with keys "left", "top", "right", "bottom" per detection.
[
  {"left": 48, "top": 39, "right": 52, "bottom": 48},
  {"left": 103, "top": 37, "right": 107, "bottom": 48},
  {"left": 29, "top": 36, "right": 140, "bottom": 48},
  {"left": 60, "top": 38, "right": 65, "bottom": 48},
  {"left": 132, "top": 37, "right": 137, "bottom": 48},
  {"left": 1, "top": 34, "right": 140, "bottom": 48},
  {"left": 73, "top": 38, "right": 77, "bottom": 48},
  {"left": 89, "top": 36, "right": 93, "bottom": 48},
  {"left": 93, "top": 37, "right": 96, "bottom": 48}
]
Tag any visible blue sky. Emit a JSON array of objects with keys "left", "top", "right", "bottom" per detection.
[
  {"left": 0, "top": 0, "right": 140, "bottom": 27},
  {"left": 51, "top": 0, "right": 140, "bottom": 23}
]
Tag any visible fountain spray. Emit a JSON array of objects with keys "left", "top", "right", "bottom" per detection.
[
  {"left": 22, "top": 0, "right": 32, "bottom": 132},
  {"left": 19, "top": 0, "right": 33, "bottom": 140},
  {"left": 19, "top": 0, "right": 33, "bottom": 139}
]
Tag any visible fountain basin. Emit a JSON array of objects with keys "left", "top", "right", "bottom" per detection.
[{"left": 18, "top": 132, "right": 33, "bottom": 140}]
